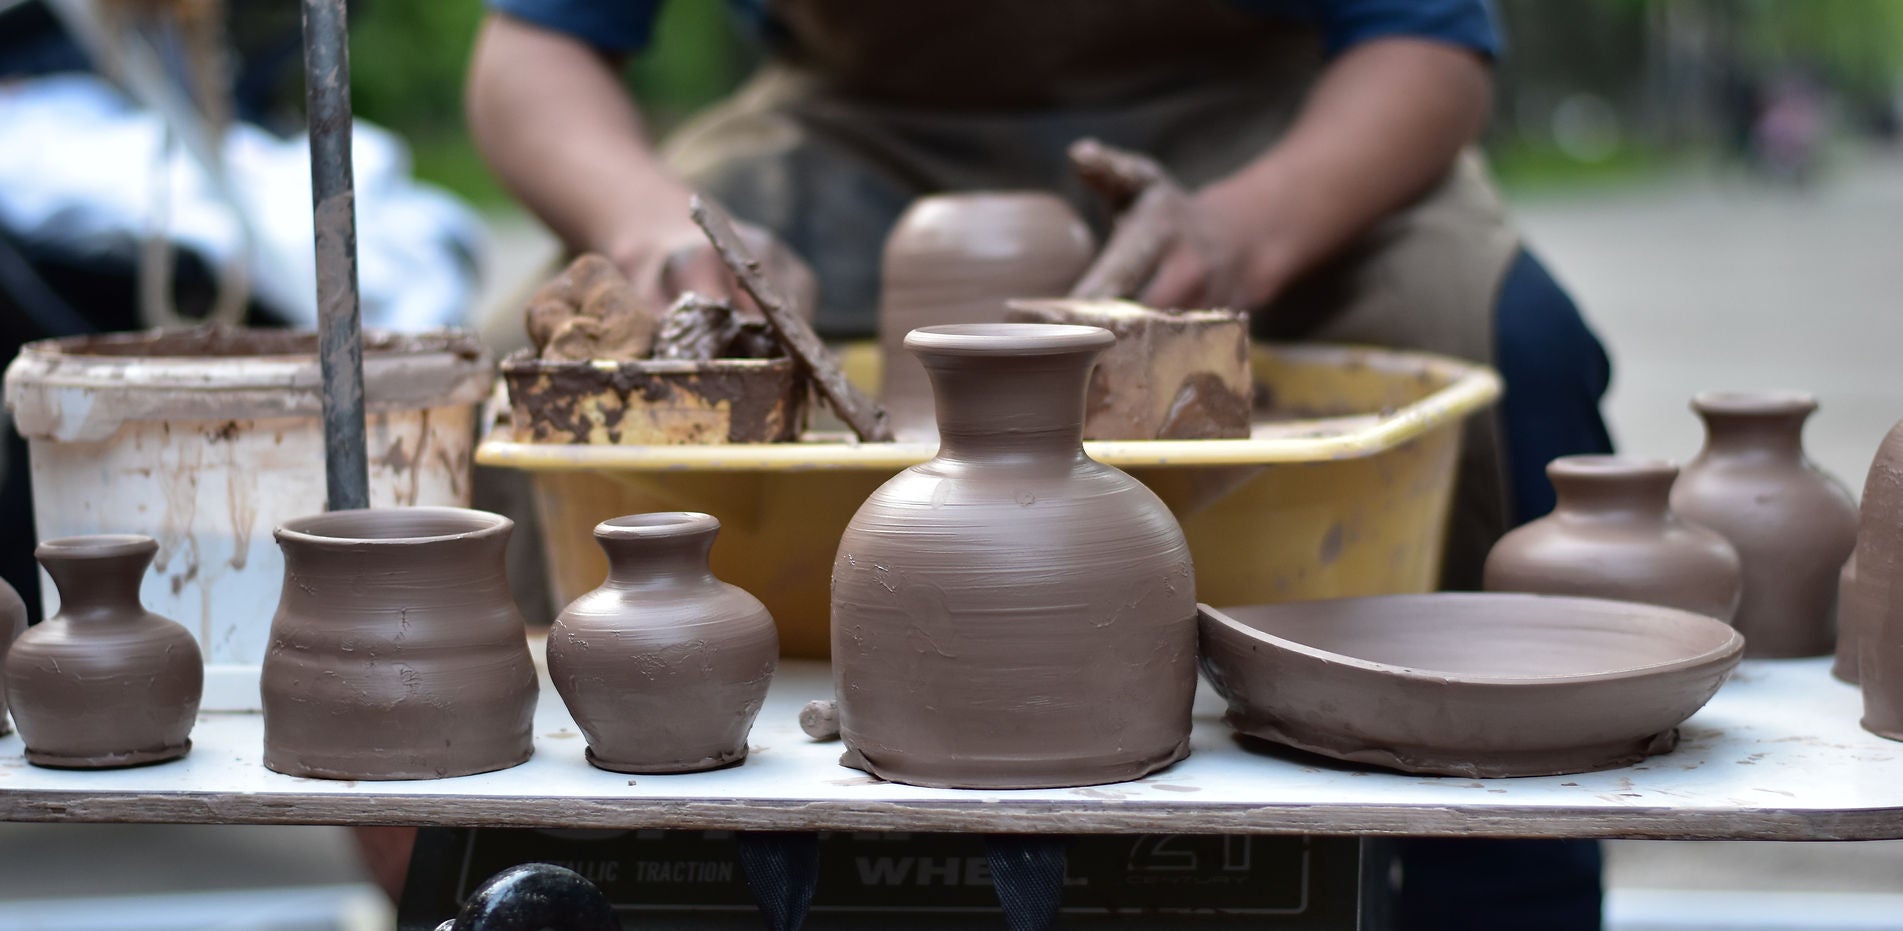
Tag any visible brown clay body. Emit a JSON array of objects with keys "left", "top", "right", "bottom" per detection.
[
  {"left": 877, "top": 193, "right": 1095, "bottom": 439},
  {"left": 547, "top": 513, "right": 778, "bottom": 774},
  {"left": 1854, "top": 420, "right": 1903, "bottom": 738},
  {"left": 1835, "top": 557, "right": 1869, "bottom": 684},
  {"left": 261, "top": 508, "right": 538, "bottom": 780},
  {"left": 832, "top": 323, "right": 1198, "bottom": 789},
  {"left": 0, "top": 577, "right": 25, "bottom": 736},
  {"left": 1670, "top": 393, "right": 1857, "bottom": 657},
  {"left": 1484, "top": 457, "right": 1742, "bottom": 620},
  {"left": 3, "top": 536, "right": 202, "bottom": 768}
]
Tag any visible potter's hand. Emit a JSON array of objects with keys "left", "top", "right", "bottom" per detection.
[
  {"left": 608, "top": 204, "right": 818, "bottom": 321},
  {"left": 1068, "top": 139, "right": 1258, "bottom": 313}
]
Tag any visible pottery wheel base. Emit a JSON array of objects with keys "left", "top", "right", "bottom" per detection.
[
  {"left": 26, "top": 739, "right": 191, "bottom": 770},
  {"left": 584, "top": 746, "right": 747, "bottom": 775},
  {"left": 838, "top": 739, "right": 1191, "bottom": 790},
  {"left": 1233, "top": 717, "right": 1681, "bottom": 778}
]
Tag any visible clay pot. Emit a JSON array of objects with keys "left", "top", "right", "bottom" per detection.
[
  {"left": 3, "top": 536, "right": 202, "bottom": 768},
  {"left": 877, "top": 192, "right": 1095, "bottom": 440},
  {"left": 1484, "top": 456, "right": 1742, "bottom": 620},
  {"left": 261, "top": 507, "right": 538, "bottom": 780},
  {"left": 1671, "top": 392, "right": 1857, "bottom": 658},
  {"left": 1835, "top": 557, "right": 1869, "bottom": 684},
  {"left": 0, "top": 577, "right": 25, "bottom": 736},
  {"left": 548, "top": 512, "right": 779, "bottom": 773},
  {"left": 1854, "top": 420, "right": 1903, "bottom": 738},
  {"left": 832, "top": 323, "right": 1198, "bottom": 789}
]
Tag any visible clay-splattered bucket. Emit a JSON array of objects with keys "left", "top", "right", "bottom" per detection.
[{"left": 2, "top": 325, "right": 492, "bottom": 710}]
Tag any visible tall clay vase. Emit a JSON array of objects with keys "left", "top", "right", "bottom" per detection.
[
  {"left": 878, "top": 192, "right": 1095, "bottom": 440},
  {"left": 1855, "top": 420, "right": 1903, "bottom": 738},
  {"left": 0, "top": 577, "right": 25, "bottom": 736},
  {"left": 261, "top": 508, "right": 538, "bottom": 780},
  {"left": 1485, "top": 457, "right": 1742, "bottom": 619},
  {"left": 832, "top": 323, "right": 1198, "bottom": 789},
  {"left": 1671, "top": 393, "right": 1858, "bottom": 658},
  {"left": 3, "top": 536, "right": 202, "bottom": 768},
  {"left": 548, "top": 513, "right": 779, "bottom": 774}
]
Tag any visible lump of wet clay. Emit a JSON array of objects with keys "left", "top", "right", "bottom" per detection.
[
  {"left": 652, "top": 292, "right": 744, "bottom": 361},
  {"left": 1006, "top": 298, "right": 1251, "bottom": 440},
  {"left": 525, "top": 254, "right": 658, "bottom": 362}
]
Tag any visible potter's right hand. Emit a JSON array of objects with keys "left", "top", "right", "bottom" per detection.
[{"left": 605, "top": 198, "right": 818, "bottom": 322}]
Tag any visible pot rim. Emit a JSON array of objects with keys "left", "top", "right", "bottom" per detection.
[
  {"left": 905, "top": 323, "right": 1114, "bottom": 357},
  {"left": 1547, "top": 455, "right": 1678, "bottom": 479},
  {"left": 36, "top": 534, "right": 158, "bottom": 561},
  {"left": 595, "top": 511, "right": 720, "bottom": 540},
  {"left": 275, "top": 506, "right": 512, "bottom": 548},
  {"left": 1199, "top": 593, "right": 1745, "bottom": 688},
  {"left": 1691, "top": 390, "right": 1817, "bottom": 416}
]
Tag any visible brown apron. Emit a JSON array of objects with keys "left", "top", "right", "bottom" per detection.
[{"left": 660, "top": 0, "right": 1519, "bottom": 588}]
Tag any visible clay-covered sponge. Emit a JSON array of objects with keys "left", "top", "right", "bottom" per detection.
[{"left": 1198, "top": 593, "right": 1744, "bottom": 778}]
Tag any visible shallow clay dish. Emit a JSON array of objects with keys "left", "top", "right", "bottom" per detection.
[{"left": 1198, "top": 593, "right": 1744, "bottom": 778}]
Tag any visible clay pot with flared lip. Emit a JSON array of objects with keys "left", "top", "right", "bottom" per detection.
[
  {"left": 877, "top": 192, "right": 1095, "bottom": 440},
  {"left": 547, "top": 512, "right": 779, "bottom": 774},
  {"left": 832, "top": 323, "right": 1198, "bottom": 789},
  {"left": 1484, "top": 456, "right": 1742, "bottom": 620},
  {"left": 1671, "top": 392, "right": 1857, "bottom": 658},
  {"left": 0, "top": 577, "right": 25, "bottom": 736},
  {"left": 1853, "top": 419, "right": 1903, "bottom": 738},
  {"left": 261, "top": 507, "right": 538, "bottom": 780},
  {"left": 3, "top": 535, "right": 202, "bottom": 768}
]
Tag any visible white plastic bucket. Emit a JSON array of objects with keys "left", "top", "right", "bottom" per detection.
[{"left": 4, "top": 326, "right": 492, "bottom": 710}]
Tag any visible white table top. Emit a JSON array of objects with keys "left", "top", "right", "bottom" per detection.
[{"left": 1, "top": 658, "right": 1897, "bottom": 840}]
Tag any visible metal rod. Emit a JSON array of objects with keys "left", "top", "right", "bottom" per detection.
[{"left": 300, "top": 0, "right": 368, "bottom": 511}]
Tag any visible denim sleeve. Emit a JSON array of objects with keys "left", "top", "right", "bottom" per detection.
[
  {"left": 1230, "top": 0, "right": 1501, "bottom": 58},
  {"left": 488, "top": 0, "right": 663, "bottom": 55}
]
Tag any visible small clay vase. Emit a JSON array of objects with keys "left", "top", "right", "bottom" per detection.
[
  {"left": 877, "top": 192, "right": 1095, "bottom": 440},
  {"left": 261, "top": 507, "right": 538, "bottom": 780},
  {"left": 832, "top": 323, "right": 1198, "bottom": 789},
  {"left": 547, "top": 512, "right": 779, "bottom": 774},
  {"left": 1671, "top": 392, "right": 1858, "bottom": 658},
  {"left": 0, "top": 577, "right": 26, "bottom": 736},
  {"left": 1834, "top": 557, "right": 1869, "bottom": 684},
  {"left": 1484, "top": 457, "right": 1742, "bottom": 620},
  {"left": 3, "top": 536, "right": 202, "bottom": 768},
  {"left": 1854, "top": 420, "right": 1903, "bottom": 738}
]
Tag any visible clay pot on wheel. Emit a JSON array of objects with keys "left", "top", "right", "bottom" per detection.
[
  {"left": 1484, "top": 456, "right": 1742, "bottom": 620},
  {"left": 1854, "top": 420, "right": 1903, "bottom": 738},
  {"left": 878, "top": 192, "right": 1095, "bottom": 440},
  {"left": 3, "top": 536, "right": 202, "bottom": 768},
  {"left": 0, "top": 578, "right": 26, "bottom": 736},
  {"left": 832, "top": 323, "right": 1198, "bottom": 789},
  {"left": 1671, "top": 392, "right": 1857, "bottom": 657},
  {"left": 548, "top": 512, "right": 779, "bottom": 773},
  {"left": 261, "top": 507, "right": 538, "bottom": 780}
]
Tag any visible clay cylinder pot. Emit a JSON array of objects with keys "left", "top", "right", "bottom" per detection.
[
  {"left": 1854, "top": 420, "right": 1903, "bottom": 738},
  {"left": 261, "top": 508, "right": 538, "bottom": 780},
  {"left": 832, "top": 323, "right": 1198, "bottom": 789},
  {"left": 1484, "top": 457, "right": 1742, "bottom": 620},
  {"left": 548, "top": 512, "right": 779, "bottom": 774},
  {"left": 0, "top": 577, "right": 25, "bottom": 736},
  {"left": 3, "top": 536, "right": 202, "bottom": 768},
  {"left": 877, "top": 192, "right": 1095, "bottom": 440},
  {"left": 1671, "top": 393, "right": 1857, "bottom": 658}
]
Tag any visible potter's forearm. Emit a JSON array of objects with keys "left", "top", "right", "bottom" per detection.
[
  {"left": 466, "top": 13, "right": 688, "bottom": 262},
  {"left": 1201, "top": 38, "right": 1492, "bottom": 304}
]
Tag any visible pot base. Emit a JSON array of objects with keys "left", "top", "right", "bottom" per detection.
[
  {"left": 839, "top": 740, "right": 1190, "bottom": 790},
  {"left": 584, "top": 746, "right": 747, "bottom": 775},
  {"left": 1231, "top": 713, "right": 1681, "bottom": 778},
  {"left": 262, "top": 747, "right": 533, "bottom": 782},
  {"left": 26, "top": 739, "right": 191, "bottom": 770},
  {"left": 1860, "top": 719, "right": 1903, "bottom": 743}
]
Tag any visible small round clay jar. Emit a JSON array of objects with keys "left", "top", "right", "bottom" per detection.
[
  {"left": 261, "top": 507, "right": 538, "bottom": 780},
  {"left": 547, "top": 512, "right": 778, "bottom": 774},
  {"left": 0, "top": 577, "right": 26, "bottom": 735},
  {"left": 878, "top": 192, "right": 1095, "bottom": 439},
  {"left": 1484, "top": 457, "right": 1742, "bottom": 620},
  {"left": 3, "top": 535, "right": 202, "bottom": 768},
  {"left": 1671, "top": 392, "right": 1858, "bottom": 658}
]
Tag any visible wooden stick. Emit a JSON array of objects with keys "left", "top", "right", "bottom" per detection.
[{"left": 690, "top": 196, "right": 893, "bottom": 442}]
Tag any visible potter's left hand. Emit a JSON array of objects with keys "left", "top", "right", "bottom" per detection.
[{"left": 1068, "top": 139, "right": 1262, "bottom": 313}]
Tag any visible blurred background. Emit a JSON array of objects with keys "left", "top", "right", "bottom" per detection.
[{"left": 2, "top": 0, "right": 1901, "bottom": 928}]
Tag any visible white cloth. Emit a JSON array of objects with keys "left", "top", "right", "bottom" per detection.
[{"left": 0, "top": 73, "right": 483, "bottom": 331}]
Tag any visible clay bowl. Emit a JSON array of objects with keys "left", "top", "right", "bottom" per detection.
[{"left": 1198, "top": 593, "right": 1745, "bottom": 778}]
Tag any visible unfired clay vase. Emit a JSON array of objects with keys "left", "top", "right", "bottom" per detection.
[
  {"left": 877, "top": 193, "right": 1095, "bottom": 440},
  {"left": 547, "top": 512, "right": 779, "bottom": 773},
  {"left": 1199, "top": 594, "right": 1744, "bottom": 778},
  {"left": 1854, "top": 420, "right": 1903, "bottom": 738},
  {"left": 1484, "top": 457, "right": 1742, "bottom": 620},
  {"left": 0, "top": 577, "right": 25, "bottom": 736},
  {"left": 3, "top": 536, "right": 202, "bottom": 768},
  {"left": 832, "top": 323, "right": 1198, "bottom": 789},
  {"left": 1671, "top": 392, "right": 1857, "bottom": 658},
  {"left": 1835, "top": 557, "right": 1868, "bottom": 684},
  {"left": 261, "top": 507, "right": 538, "bottom": 780}
]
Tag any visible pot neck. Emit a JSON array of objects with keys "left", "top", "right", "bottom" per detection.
[
  {"left": 914, "top": 333, "right": 1107, "bottom": 465},
  {"left": 39, "top": 537, "right": 155, "bottom": 622},
  {"left": 1547, "top": 457, "right": 1676, "bottom": 522},
  {"left": 1693, "top": 395, "right": 1815, "bottom": 462},
  {"left": 595, "top": 514, "right": 721, "bottom": 589}
]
